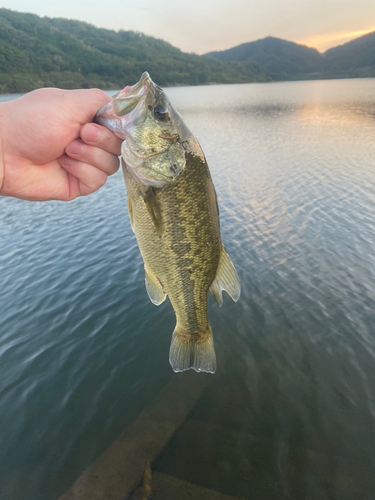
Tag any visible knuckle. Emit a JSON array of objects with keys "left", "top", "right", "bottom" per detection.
[
  {"left": 90, "top": 88, "right": 108, "bottom": 99},
  {"left": 90, "top": 88, "right": 111, "bottom": 107},
  {"left": 112, "top": 157, "right": 120, "bottom": 173},
  {"left": 86, "top": 171, "right": 106, "bottom": 190},
  {"left": 97, "top": 171, "right": 107, "bottom": 187},
  {"left": 98, "top": 129, "right": 112, "bottom": 147}
]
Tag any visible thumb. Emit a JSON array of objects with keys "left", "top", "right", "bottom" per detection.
[{"left": 64, "top": 88, "right": 112, "bottom": 124}]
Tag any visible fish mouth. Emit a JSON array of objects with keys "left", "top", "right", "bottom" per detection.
[
  {"left": 113, "top": 71, "right": 151, "bottom": 99},
  {"left": 112, "top": 72, "right": 152, "bottom": 117},
  {"left": 95, "top": 72, "right": 153, "bottom": 128}
]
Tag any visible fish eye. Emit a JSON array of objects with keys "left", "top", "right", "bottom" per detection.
[{"left": 154, "top": 105, "right": 169, "bottom": 121}]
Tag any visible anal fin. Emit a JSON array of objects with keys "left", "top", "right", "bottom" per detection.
[
  {"left": 209, "top": 279, "right": 223, "bottom": 307},
  {"left": 212, "top": 245, "right": 241, "bottom": 302},
  {"left": 145, "top": 268, "right": 166, "bottom": 306}
]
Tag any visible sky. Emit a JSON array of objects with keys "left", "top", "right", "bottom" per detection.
[{"left": 3, "top": 0, "right": 375, "bottom": 54}]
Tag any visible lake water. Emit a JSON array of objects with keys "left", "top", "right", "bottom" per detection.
[{"left": 1, "top": 79, "right": 375, "bottom": 499}]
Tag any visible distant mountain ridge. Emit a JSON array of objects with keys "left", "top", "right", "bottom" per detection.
[
  {"left": 205, "top": 37, "right": 324, "bottom": 78},
  {"left": 324, "top": 31, "right": 375, "bottom": 71},
  {"left": 0, "top": 7, "right": 374, "bottom": 93},
  {"left": 205, "top": 32, "right": 375, "bottom": 80}
]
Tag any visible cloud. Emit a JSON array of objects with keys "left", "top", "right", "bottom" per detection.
[{"left": 297, "top": 26, "right": 375, "bottom": 52}]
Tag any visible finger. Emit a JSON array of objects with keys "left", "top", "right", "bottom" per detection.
[
  {"left": 65, "top": 140, "right": 120, "bottom": 176},
  {"left": 81, "top": 123, "right": 122, "bottom": 156},
  {"left": 59, "top": 156, "right": 108, "bottom": 196}
]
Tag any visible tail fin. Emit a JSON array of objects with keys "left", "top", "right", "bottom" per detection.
[{"left": 169, "top": 326, "right": 216, "bottom": 374}]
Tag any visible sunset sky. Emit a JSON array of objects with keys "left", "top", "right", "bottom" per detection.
[{"left": 2, "top": 0, "right": 375, "bottom": 54}]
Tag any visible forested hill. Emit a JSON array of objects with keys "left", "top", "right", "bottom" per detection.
[
  {"left": 0, "top": 8, "right": 269, "bottom": 93},
  {"left": 205, "top": 33, "right": 375, "bottom": 80},
  {"left": 1, "top": 8, "right": 375, "bottom": 94},
  {"left": 324, "top": 31, "right": 375, "bottom": 72},
  {"left": 205, "top": 37, "right": 324, "bottom": 79}
]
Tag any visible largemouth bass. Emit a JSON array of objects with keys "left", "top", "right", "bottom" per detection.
[{"left": 96, "top": 72, "right": 240, "bottom": 373}]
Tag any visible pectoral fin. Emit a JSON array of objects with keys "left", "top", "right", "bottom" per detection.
[
  {"left": 141, "top": 187, "right": 163, "bottom": 235},
  {"left": 212, "top": 245, "right": 241, "bottom": 302},
  {"left": 145, "top": 268, "right": 166, "bottom": 306},
  {"left": 127, "top": 196, "right": 135, "bottom": 233}
]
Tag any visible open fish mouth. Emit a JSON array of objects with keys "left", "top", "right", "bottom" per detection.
[
  {"left": 111, "top": 72, "right": 151, "bottom": 118},
  {"left": 95, "top": 72, "right": 152, "bottom": 138},
  {"left": 112, "top": 71, "right": 151, "bottom": 99}
]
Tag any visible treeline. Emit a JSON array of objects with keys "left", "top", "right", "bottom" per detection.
[{"left": 0, "top": 9, "right": 270, "bottom": 93}]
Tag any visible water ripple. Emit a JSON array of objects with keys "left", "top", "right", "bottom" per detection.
[{"left": 2, "top": 80, "right": 375, "bottom": 499}]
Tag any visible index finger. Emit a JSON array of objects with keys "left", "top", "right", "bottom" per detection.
[{"left": 80, "top": 123, "right": 122, "bottom": 156}]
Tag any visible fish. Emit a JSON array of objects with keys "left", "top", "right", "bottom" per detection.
[{"left": 95, "top": 72, "right": 240, "bottom": 373}]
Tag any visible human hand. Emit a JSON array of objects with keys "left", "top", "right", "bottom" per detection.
[{"left": 0, "top": 88, "right": 122, "bottom": 201}]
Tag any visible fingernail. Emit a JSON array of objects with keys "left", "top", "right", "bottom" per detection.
[
  {"left": 82, "top": 124, "right": 101, "bottom": 143},
  {"left": 68, "top": 140, "right": 84, "bottom": 155},
  {"left": 59, "top": 154, "right": 72, "bottom": 166}
]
